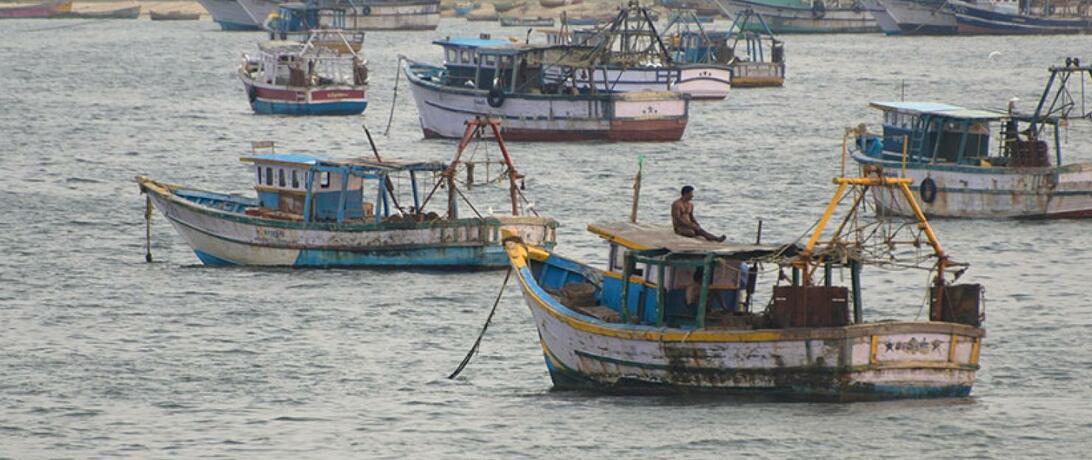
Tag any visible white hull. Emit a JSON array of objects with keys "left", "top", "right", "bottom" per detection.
[
  {"left": 196, "top": 0, "right": 259, "bottom": 29},
  {"left": 237, "top": 0, "right": 279, "bottom": 26},
  {"left": 543, "top": 65, "right": 731, "bottom": 100},
  {"left": 856, "top": 155, "right": 1092, "bottom": 218},
  {"left": 878, "top": 0, "right": 956, "bottom": 35}
]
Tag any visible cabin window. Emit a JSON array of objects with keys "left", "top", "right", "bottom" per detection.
[
  {"left": 460, "top": 49, "right": 470, "bottom": 63},
  {"left": 884, "top": 111, "right": 895, "bottom": 125},
  {"left": 278, "top": 169, "right": 286, "bottom": 187},
  {"left": 446, "top": 48, "right": 456, "bottom": 63},
  {"left": 320, "top": 172, "right": 330, "bottom": 188},
  {"left": 484, "top": 55, "right": 496, "bottom": 66},
  {"left": 292, "top": 170, "right": 299, "bottom": 189},
  {"left": 265, "top": 167, "right": 273, "bottom": 186},
  {"left": 472, "top": 53, "right": 479, "bottom": 65},
  {"left": 500, "top": 56, "right": 512, "bottom": 67},
  {"left": 256, "top": 167, "right": 262, "bottom": 184}
]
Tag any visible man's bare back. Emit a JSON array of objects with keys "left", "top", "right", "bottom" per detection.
[{"left": 671, "top": 186, "right": 725, "bottom": 242}]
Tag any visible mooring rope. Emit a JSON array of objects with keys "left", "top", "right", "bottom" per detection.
[
  {"left": 448, "top": 267, "right": 512, "bottom": 380},
  {"left": 384, "top": 56, "right": 404, "bottom": 136}
]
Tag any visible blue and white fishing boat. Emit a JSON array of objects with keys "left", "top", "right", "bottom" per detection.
[
  {"left": 947, "top": 0, "right": 1092, "bottom": 35},
  {"left": 137, "top": 119, "right": 557, "bottom": 268},
  {"left": 851, "top": 61, "right": 1092, "bottom": 219},
  {"left": 665, "top": 8, "right": 786, "bottom": 87},
  {"left": 541, "top": 2, "right": 732, "bottom": 100},
  {"left": 502, "top": 171, "right": 984, "bottom": 400},
  {"left": 239, "top": 30, "right": 369, "bottom": 115},
  {"left": 265, "top": 0, "right": 440, "bottom": 32}
]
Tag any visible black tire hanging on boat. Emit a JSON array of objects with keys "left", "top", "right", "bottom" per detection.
[
  {"left": 361, "top": 5, "right": 372, "bottom": 15},
  {"left": 811, "top": 0, "right": 826, "bottom": 19},
  {"left": 247, "top": 85, "right": 257, "bottom": 104},
  {"left": 487, "top": 88, "right": 505, "bottom": 108},
  {"left": 919, "top": 177, "right": 938, "bottom": 204}
]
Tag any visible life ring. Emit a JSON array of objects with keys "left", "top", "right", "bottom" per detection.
[
  {"left": 361, "top": 5, "right": 372, "bottom": 15},
  {"left": 919, "top": 177, "right": 938, "bottom": 204},
  {"left": 487, "top": 88, "right": 505, "bottom": 108},
  {"left": 811, "top": 0, "right": 826, "bottom": 19}
]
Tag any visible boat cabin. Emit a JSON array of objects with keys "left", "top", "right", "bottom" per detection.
[
  {"left": 240, "top": 152, "right": 448, "bottom": 224},
  {"left": 244, "top": 37, "right": 367, "bottom": 88},
  {"left": 434, "top": 36, "right": 601, "bottom": 95},
  {"left": 865, "top": 101, "right": 1058, "bottom": 167},
  {"left": 538, "top": 222, "right": 775, "bottom": 329}
]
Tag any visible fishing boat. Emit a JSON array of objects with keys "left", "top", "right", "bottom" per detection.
[
  {"left": 239, "top": 30, "right": 368, "bottom": 115},
  {"left": 866, "top": 0, "right": 956, "bottom": 35},
  {"left": 150, "top": 10, "right": 202, "bottom": 20},
  {"left": 666, "top": 8, "right": 786, "bottom": 88},
  {"left": 541, "top": 2, "right": 732, "bottom": 100},
  {"left": 0, "top": 0, "right": 71, "bottom": 19},
  {"left": 499, "top": 15, "right": 555, "bottom": 26},
  {"left": 858, "top": 0, "right": 899, "bottom": 34},
  {"left": 540, "top": 0, "right": 583, "bottom": 8},
  {"left": 946, "top": 0, "right": 1092, "bottom": 34},
  {"left": 716, "top": 0, "right": 880, "bottom": 33},
  {"left": 136, "top": 118, "right": 557, "bottom": 268},
  {"left": 660, "top": 0, "right": 723, "bottom": 16},
  {"left": 54, "top": 5, "right": 141, "bottom": 19},
  {"left": 403, "top": 36, "right": 690, "bottom": 141},
  {"left": 669, "top": 10, "right": 715, "bottom": 22},
  {"left": 197, "top": 0, "right": 262, "bottom": 29},
  {"left": 465, "top": 5, "right": 498, "bottom": 20},
  {"left": 851, "top": 60, "right": 1092, "bottom": 219},
  {"left": 266, "top": 0, "right": 440, "bottom": 32},
  {"left": 454, "top": 1, "right": 475, "bottom": 16},
  {"left": 493, "top": 0, "right": 525, "bottom": 12},
  {"left": 501, "top": 165, "right": 985, "bottom": 399}
]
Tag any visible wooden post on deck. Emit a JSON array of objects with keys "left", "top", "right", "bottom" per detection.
[
  {"left": 696, "top": 254, "right": 714, "bottom": 328},
  {"left": 619, "top": 253, "right": 634, "bottom": 323}
]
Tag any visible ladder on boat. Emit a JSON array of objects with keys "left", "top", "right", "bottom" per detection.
[{"left": 908, "top": 114, "right": 932, "bottom": 161}]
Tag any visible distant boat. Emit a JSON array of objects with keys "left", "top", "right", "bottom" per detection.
[
  {"left": 947, "top": 0, "right": 1092, "bottom": 34},
  {"left": 404, "top": 36, "right": 690, "bottom": 141},
  {"left": 465, "top": 5, "right": 498, "bottom": 20},
  {"left": 195, "top": 0, "right": 262, "bottom": 30},
  {"left": 564, "top": 14, "right": 611, "bottom": 25},
  {"left": 53, "top": 5, "right": 140, "bottom": 19},
  {"left": 454, "top": 1, "right": 475, "bottom": 16},
  {"left": 150, "top": 10, "right": 202, "bottom": 20},
  {"left": 863, "top": 0, "right": 956, "bottom": 35},
  {"left": 136, "top": 118, "right": 557, "bottom": 268},
  {"left": 239, "top": 30, "right": 368, "bottom": 115},
  {"left": 718, "top": 0, "right": 880, "bottom": 33},
  {"left": 539, "top": 0, "right": 582, "bottom": 8},
  {"left": 0, "top": 0, "right": 72, "bottom": 19},
  {"left": 666, "top": 9, "right": 786, "bottom": 88},
  {"left": 499, "top": 15, "right": 554, "bottom": 26},
  {"left": 493, "top": 0, "right": 525, "bottom": 12},
  {"left": 852, "top": 61, "right": 1092, "bottom": 218}
]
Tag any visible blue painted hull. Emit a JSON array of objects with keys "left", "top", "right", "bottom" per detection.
[
  {"left": 951, "top": 1, "right": 1092, "bottom": 34},
  {"left": 216, "top": 20, "right": 262, "bottom": 30},
  {"left": 250, "top": 100, "right": 368, "bottom": 116},
  {"left": 195, "top": 243, "right": 512, "bottom": 268}
]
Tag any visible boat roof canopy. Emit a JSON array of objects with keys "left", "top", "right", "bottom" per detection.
[
  {"left": 433, "top": 37, "right": 512, "bottom": 49},
  {"left": 870, "top": 101, "right": 1004, "bottom": 121},
  {"left": 588, "top": 222, "right": 788, "bottom": 259},
  {"left": 241, "top": 154, "right": 448, "bottom": 173}
]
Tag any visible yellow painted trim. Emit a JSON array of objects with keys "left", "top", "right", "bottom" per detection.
[
  {"left": 869, "top": 335, "right": 878, "bottom": 365},
  {"left": 970, "top": 337, "right": 981, "bottom": 365},
  {"left": 896, "top": 182, "right": 946, "bottom": 258},
  {"left": 601, "top": 270, "right": 657, "bottom": 288},
  {"left": 948, "top": 334, "right": 958, "bottom": 363},
  {"left": 254, "top": 185, "right": 306, "bottom": 195},
  {"left": 804, "top": 182, "right": 847, "bottom": 255}
]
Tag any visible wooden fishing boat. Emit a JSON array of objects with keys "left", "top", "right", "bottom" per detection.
[
  {"left": 947, "top": 0, "right": 1092, "bottom": 34},
  {"left": 454, "top": 1, "right": 475, "bottom": 16},
  {"left": 150, "top": 10, "right": 202, "bottom": 20},
  {"left": 493, "top": 0, "right": 525, "bottom": 12},
  {"left": 541, "top": 3, "right": 731, "bottom": 100},
  {"left": 499, "top": 15, "right": 554, "bottom": 26},
  {"left": 852, "top": 61, "right": 1092, "bottom": 219},
  {"left": 403, "top": 37, "right": 689, "bottom": 141},
  {"left": 54, "top": 5, "right": 140, "bottom": 19},
  {"left": 0, "top": 0, "right": 71, "bottom": 19},
  {"left": 239, "top": 30, "right": 368, "bottom": 116},
  {"left": 502, "top": 170, "right": 985, "bottom": 400},
  {"left": 666, "top": 9, "right": 785, "bottom": 87},
  {"left": 196, "top": 0, "right": 262, "bottom": 30},
  {"left": 266, "top": 0, "right": 440, "bottom": 32},
  {"left": 137, "top": 119, "right": 557, "bottom": 268},
  {"left": 718, "top": 0, "right": 879, "bottom": 33}
]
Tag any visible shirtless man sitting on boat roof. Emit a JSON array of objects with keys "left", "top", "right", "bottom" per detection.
[{"left": 672, "top": 185, "right": 726, "bottom": 242}]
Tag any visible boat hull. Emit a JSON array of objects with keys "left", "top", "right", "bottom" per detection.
[
  {"left": 544, "top": 65, "right": 730, "bottom": 100},
  {"left": 0, "top": 0, "right": 71, "bottom": 18},
  {"left": 405, "top": 62, "right": 689, "bottom": 142},
  {"left": 53, "top": 5, "right": 140, "bottom": 19},
  {"left": 506, "top": 243, "right": 983, "bottom": 401},
  {"left": 139, "top": 179, "right": 557, "bottom": 268},
  {"left": 873, "top": 0, "right": 956, "bottom": 35},
  {"left": 196, "top": 0, "right": 262, "bottom": 30},
  {"left": 236, "top": 0, "right": 279, "bottom": 28},
  {"left": 948, "top": 0, "right": 1092, "bottom": 34},
  {"left": 722, "top": 0, "right": 880, "bottom": 33},
  {"left": 241, "top": 74, "right": 368, "bottom": 116},
  {"left": 334, "top": 0, "right": 441, "bottom": 30},
  {"left": 860, "top": 0, "right": 901, "bottom": 34},
  {"left": 854, "top": 153, "right": 1092, "bottom": 219}
]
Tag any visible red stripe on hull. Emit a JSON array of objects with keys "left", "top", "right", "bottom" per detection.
[
  {"left": 254, "top": 86, "right": 300, "bottom": 101},
  {"left": 1032, "top": 208, "right": 1092, "bottom": 219},
  {"left": 423, "top": 119, "right": 687, "bottom": 142},
  {"left": 311, "top": 89, "right": 366, "bottom": 101}
]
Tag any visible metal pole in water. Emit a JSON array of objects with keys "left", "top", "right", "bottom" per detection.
[
  {"left": 630, "top": 156, "right": 644, "bottom": 223},
  {"left": 144, "top": 195, "right": 153, "bottom": 263}
]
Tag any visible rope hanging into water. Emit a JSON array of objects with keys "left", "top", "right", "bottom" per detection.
[
  {"left": 448, "top": 267, "right": 511, "bottom": 380},
  {"left": 384, "top": 56, "right": 404, "bottom": 136}
]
